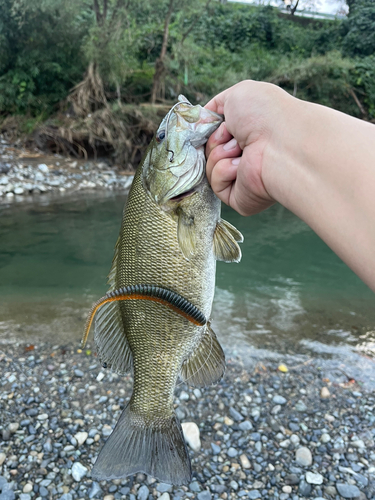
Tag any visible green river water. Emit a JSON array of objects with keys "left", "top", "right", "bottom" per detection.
[{"left": 1, "top": 190, "right": 374, "bottom": 387}]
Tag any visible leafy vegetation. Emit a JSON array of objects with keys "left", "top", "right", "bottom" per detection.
[{"left": 0, "top": 0, "right": 374, "bottom": 158}]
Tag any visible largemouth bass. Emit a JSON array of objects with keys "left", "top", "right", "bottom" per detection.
[{"left": 82, "top": 95, "right": 243, "bottom": 485}]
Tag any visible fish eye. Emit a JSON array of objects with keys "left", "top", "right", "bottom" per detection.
[{"left": 156, "top": 130, "right": 166, "bottom": 143}]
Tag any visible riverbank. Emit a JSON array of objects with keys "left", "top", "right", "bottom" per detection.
[
  {"left": 1, "top": 340, "right": 374, "bottom": 500},
  {"left": 0, "top": 139, "right": 132, "bottom": 201}
]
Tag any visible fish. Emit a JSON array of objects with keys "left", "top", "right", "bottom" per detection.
[{"left": 82, "top": 95, "right": 243, "bottom": 485}]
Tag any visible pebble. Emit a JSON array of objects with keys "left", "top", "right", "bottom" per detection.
[
  {"left": 321, "top": 433, "right": 331, "bottom": 443},
  {"left": 211, "top": 443, "right": 221, "bottom": 455},
  {"left": 227, "top": 447, "right": 238, "bottom": 457},
  {"left": 239, "top": 420, "right": 252, "bottom": 431},
  {"left": 282, "top": 485, "right": 292, "bottom": 493},
  {"left": 239, "top": 454, "right": 251, "bottom": 469},
  {"left": 181, "top": 422, "right": 201, "bottom": 451},
  {"left": 74, "top": 431, "right": 88, "bottom": 446},
  {"left": 22, "top": 484, "right": 33, "bottom": 493},
  {"left": 306, "top": 471, "right": 323, "bottom": 484},
  {"left": 296, "top": 446, "right": 313, "bottom": 466},
  {"left": 273, "top": 395, "right": 287, "bottom": 405},
  {"left": 159, "top": 494, "right": 170, "bottom": 500},
  {"left": 295, "top": 400, "right": 308, "bottom": 412},
  {"left": 71, "top": 462, "right": 88, "bottom": 481},
  {"left": 320, "top": 387, "right": 330, "bottom": 398},
  {"left": 197, "top": 491, "right": 211, "bottom": 500},
  {"left": 248, "top": 490, "right": 261, "bottom": 499},
  {"left": 157, "top": 483, "right": 172, "bottom": 493},
  {"left": 229, "top": 406, "right": 244, "bottom": 421},
  {"left": 88, "top": 482, "right": 102, "bottom": 498},
  {"left": 0, "top": 453, "right": 6, "bottom": 466},
  {"left": 336, "top": 483, "right": 361, "bottom": 498},
  {"left": 179, "top": 391, "right": 189, "bottom": 401},
  {"left": 137, "top": 485, "right": 149, "bottom": 500}
]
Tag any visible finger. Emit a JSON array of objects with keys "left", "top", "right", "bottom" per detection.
[
  {"left": 206, "top": 122, "right": 233, "bottom": 158},
  {"left": 206, "top": 139, "right": 242, "bottom": 184},
  {"left": 208, "top": 157, "right": 239, "bottom": 206},
  {"left": 204, "top": 88, "right": 229, "bottom": 115}
]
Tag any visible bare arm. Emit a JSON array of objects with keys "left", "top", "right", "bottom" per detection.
[{"left": 205, "top": 80, "right": 375, "bottom": 291}]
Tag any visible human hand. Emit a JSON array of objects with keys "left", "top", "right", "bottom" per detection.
[{"left": 205, "top": 80, "right": 296, "bottom": 216}]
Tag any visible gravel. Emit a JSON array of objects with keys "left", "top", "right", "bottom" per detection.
[{"left": 1, "top": 341, "right": 374, "bottom": 500}]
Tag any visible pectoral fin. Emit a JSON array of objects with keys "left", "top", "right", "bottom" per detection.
[
  {"left": 177, "top": 212, "right": 196, "bottom": 260},
  {"left": 181, "top": 323, "right": 225, "bottom": 387},
  {"left": 213, "top": 219, "right": 243, "bottom": 263}
]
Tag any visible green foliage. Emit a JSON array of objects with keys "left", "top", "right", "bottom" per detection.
[
  {"left": 0, "top": 0, "right": 374, "bottom": 123},
  {"left": 351, "top": 55, "right": 375, "bottom": 117},
  {"left": 342, "top": 0, "right": 375, "bottom": 57}
]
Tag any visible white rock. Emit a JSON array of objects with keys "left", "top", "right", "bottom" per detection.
[
  {"left": 71, "top": 461, "right": 88, "bottom": 481},
  {"left": 325, "top": 413, "right": 335, "bottom": 422},
  {"left": 8, "top": 422, "right": 19, "bottom": 433},
  {"left": 351, "top": 439, "right": 365, "bottom": 449},
  {"left": 296, "top": 447, "right": 313, "bottom": 466},
  {"left": 14, "top": 187, "right": 24, "bottom": 195},
  {"left": 159, "top": 494, "right": 170, "bottom": 500},
  {"left": 282, "top": 485, "right": 292, "bottom": 493},
  {"left": 74, "top": 431, "right": 88, "bottom": 446},
  {"left": 38, "top": 164, "right": 49, "bottom": 173},
  {"left": 179, "top": 391, "right": 189, "bottom": 401},
  {"left": 290, "top": 434, "right": 300, "bottom": 445},
  {"left": 37, "top": 413, "right": 48, "bottom": 421},
  {"left": 96, "top": 372, "right": 105, "bottom": 381},
  {"left": 305, "top": 471, "right": 323, "bottom": 484},
  {"left": 320, "top": 387, "right": 330, "bottom": 399},
  {"left": 0, "top": 176, "right": 8, "bottom": 184},
  {"left": 0, "top": 452, "right": 6, "bottom": 465},
  {"left": 181, "top": 422, "right": 201, "bottom": 452},
  {"left": 280, "top": 439, "right": 290, "bottom": 448},
  {"left": 23, "top": 483, "right": 33, "bottom": 493},
  {"left": 321, "top": 433, "right": 331, "bottom": 443},
  {"left": 240, "top": 454, "right": 251, "bottom": 469}
]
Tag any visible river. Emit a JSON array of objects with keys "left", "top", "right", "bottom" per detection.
[{"left": 1, "top": 190, "right": 374, "bottom": 388}]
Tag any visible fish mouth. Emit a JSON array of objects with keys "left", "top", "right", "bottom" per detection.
[{"left": 169, "top": 187, "right": 196, "bottom": 202}]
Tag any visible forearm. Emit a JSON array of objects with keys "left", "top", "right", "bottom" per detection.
[{"left": 265, "top": 97, "right": 375, "bottom": 291}]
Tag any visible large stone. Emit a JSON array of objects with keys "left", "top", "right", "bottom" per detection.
[
  {"left": 229, "top": 407, "right": 244, "bottom": 421},
  {"left": 156, "top": 483, "right": 172, "bottom": 493},
  {"left": 182, "top": 422, "right": 201, "bottom": 452},
  {"left": 336, "top": 483, "right": 361, "bottom": 498},
  {"left": 197, "top": 491, "right": 211, "bottom": 500},
  {"left": 159, "top": 494, "right": 170, "bottom": 500},
  {"left": 71, "top": 462, "right": 88, "bottom": 481},
  {"left": 295, "top": 447, "right": 313, "bottom": 466}
]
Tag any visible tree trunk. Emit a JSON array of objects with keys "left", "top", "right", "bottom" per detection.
[
  {"left": 290, "top": 0, "right": 300, "bottom": 15},
  {"left": 151, "top": 0, "right": 174, "bottom": 104}
]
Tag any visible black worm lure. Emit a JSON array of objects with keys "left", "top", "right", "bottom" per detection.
[{"left": 82, "top": 284, "right": 207, "bottom": 348}]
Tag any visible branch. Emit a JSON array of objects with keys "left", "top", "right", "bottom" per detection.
[
  {"left": 160, "top": 0, "right": 175, "bottom": 60},
  {"left": 349, "top": 87, "right": 367, "bottom": 117},
  {"left": 181, "top": 0, "right": 212, "bottom": 45},
  {"left": 290, "top": 0, "right": 300, "bottom": 15}
]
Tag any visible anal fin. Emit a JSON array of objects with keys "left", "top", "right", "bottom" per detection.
[{"left": 181, "top": 323, "right": 225, "bottom": 387}]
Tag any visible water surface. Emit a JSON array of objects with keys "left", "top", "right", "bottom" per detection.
[{"left": 1, "top": 191, "right": 374, "bottom": 387}]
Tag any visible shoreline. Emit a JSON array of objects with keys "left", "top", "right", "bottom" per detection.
[
  {"left": 0, "top": 140, "right": 133, "bottom": 202},
  {"left": 1, "top": 340, "right": 374, "bottom": 500}
]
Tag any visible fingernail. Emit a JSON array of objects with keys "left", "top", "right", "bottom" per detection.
[
  {"left": 223, "top": 138, "right": 237, "bottom": 151},
  {"left": 231, "top": 158, "right": 241, "bottom": 165},
  {"left": 214, "top": 124, "right": 224, "bottom": 141}
]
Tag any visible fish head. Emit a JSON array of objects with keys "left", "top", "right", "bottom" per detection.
[{"left": 143, "top": 95, "right": 222, "bottom": 206}]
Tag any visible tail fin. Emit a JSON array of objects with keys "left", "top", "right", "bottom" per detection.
[{"left": 92, "top": 403, "right": 192, "bottom": 485}]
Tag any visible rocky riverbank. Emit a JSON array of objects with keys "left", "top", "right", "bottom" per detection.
[
  {"left": 1, "top": 341, "right": 374, "bottom": 500},
  {"left": 0, "top": 140, "right": 133, "bottom": 201}
]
